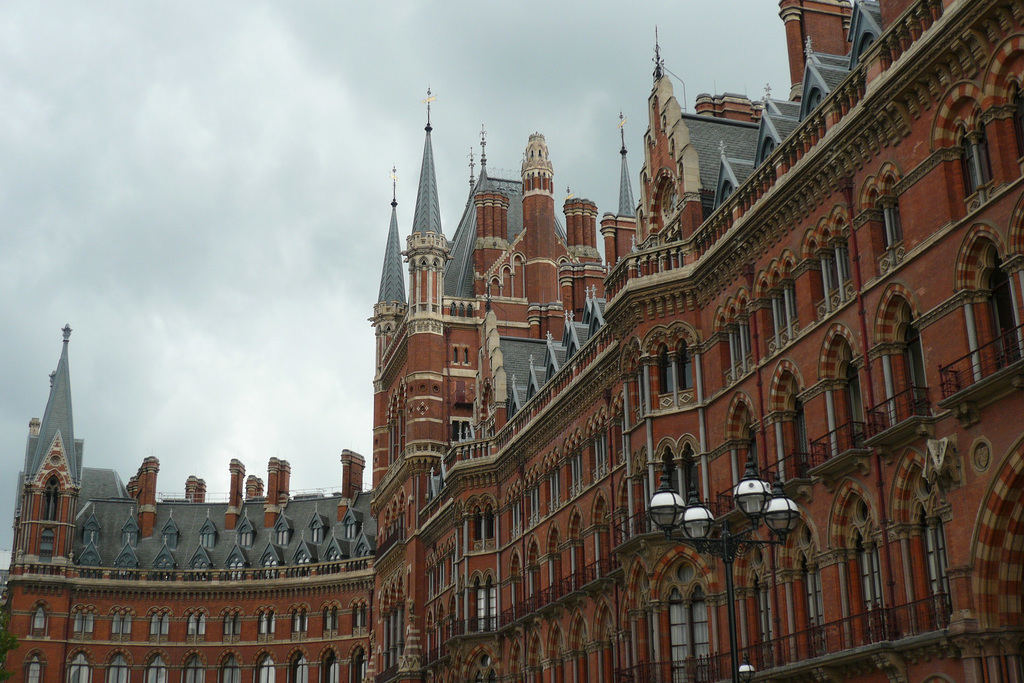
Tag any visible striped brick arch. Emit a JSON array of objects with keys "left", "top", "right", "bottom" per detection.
[
  {"left": 931, "top": 81, "right": 984, "bottom": 150},
  {"left": 858, "top": 161, "right": 903, "bottom": 210},
  {"left": 888, "top": 448, "right": 927, "bottom": 525},
  {"left": 873, "top": 283, "right": 919, "bottom": 343},
  {"left": 724, "top": 394, "right": 755, "bottom": 440},
  {"left": 818, "top": 324, "right": 858, "bottom": 381},
  {"left": 768, "top": 360, "right": 805, "bottom": 412},
  {"left": 649, "top": 545, "right": 712, "bottom": 599},
  {"left": 971, "top": 439, "right": 1024, "bottom": 628},
  {"left": 981, "top": 34, "right": 1024, "bottom": 106},
  {"left": 1009, "top": 191, "right": 1024, "bottom": 255},
  {"left": 954, "top": 225, "right": 1007, "bottom": 291},
  {"left": 826, "top": 478, "right": 873, "bottom": 549}
]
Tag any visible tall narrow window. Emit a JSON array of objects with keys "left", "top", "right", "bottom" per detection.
[
  {"left": 922, "top": 511, "right": 950, "bottom": 597},
  {"left": 677, "top": 347, "right": 694, "bottom": 390},
  {"left": 289, "top": 655, "right": 308, "bottom": 683},
  {"left": 220, "top": 655, "right": 241, "bottom": 683},
  {"left": 25, "top": 655, "right": 43, "bottom": 683},
  {"left": 256, "top": 655, "right": 275, "bottom": 683},
  {"left": 183, "top": 655, "right": 205, "bottom": 683},
  {"left": 106, "top": 655, "right": 129, "bottom": 683},
  {"left": 321, "top": 653, "right": 339, "bottom": 683},
  {"left": 44, "top": 477, "right": 60, "bottom": 521},
  {"left": 68, "top": 653, "right": 91, "bottom": 683},
  {"left": 881, "top": 200, "right": 903, "bottom": 248},
  {"left": 351, "top": 650, "right": 366, "bottom": 683},
  {"left": 39, "top": 530, "right": 55, "bottom": 561},
  {"left": 145, "top": 656, "right": 167, "bottom": 683}
]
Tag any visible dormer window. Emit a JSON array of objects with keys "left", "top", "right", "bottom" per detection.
[
  {"left": 275, "top": 517, "right": 293, "bottom": 546},
  {"left": 344, "top": 518, "right": 358, "bottom": 539},
  {"left": 122, "top": 518, "right": 139, "bottom": 548},
  {"left": 719, "top": 181, "right": 734, "bottom": 202},
  {"left": 83, "top": 515, "right": 100, "bottom": 545},
  {"left": 161, "top": 519, "right": 179, "bottom": 550},
  {"left": 310, "top": 517, "right": 326, "bottom": 544},
  {"left": 238, "top": 518, "right": 254, "bottom": 549},
  {"left": 200, "top": 519, "right": 217, "bottom": 549},
  {"left": 760, "top": 137, "right": 776, "bottom": 160}
]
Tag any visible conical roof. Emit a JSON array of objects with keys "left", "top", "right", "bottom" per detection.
[
  {"left": 25, "top": 325, "right": 83, "bottom": 483},
  {"left": 377, "top": 200, "right": 406, "bottom": 304},
  {"left": 411, "top": 124, "right": 443, "bottom": 235},
  {"left": 618, "top": 144, "right": 635, "bottom": 217}
]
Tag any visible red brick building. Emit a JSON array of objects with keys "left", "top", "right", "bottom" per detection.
[
  {"left": 370, "top": 0, "right": 1024, "bottom": 681},
  {"left": 9, "top": 0, "right": 1024, "bottom": 682}
]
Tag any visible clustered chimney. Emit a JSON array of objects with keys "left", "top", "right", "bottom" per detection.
[
  {"left": 341, "top": 450, "right": 365, "bottom": 501},
  {"left": 474, "top": 191, "right": 510, "bottom": 242},
  {"left": 225, "top": 459, "right": 245, "bottom": 530},
  {"left": 184, "top": 475, "right": 207, "bottom": 503},
  {"left": 264, "top": 458, "right": 291, "bottom": 527},
  {"left": 693, "top": 93, "right": 761, "bottom": 123},
  {"left": 563, "top": 198, "right": 600, "bottom": 254},
  {"left": 134, "top": 456, "right": 160, "bottom": 537},
  {"left": 246, "top": 475, "right": 265, "bottom": 499}
]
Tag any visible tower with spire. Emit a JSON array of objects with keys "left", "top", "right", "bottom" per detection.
[
  {"left": 601, "top": 114, "right": 640, "bottom": 265},
  {"left": 13, "top": 325, "right": 83, "bottom": 566}
]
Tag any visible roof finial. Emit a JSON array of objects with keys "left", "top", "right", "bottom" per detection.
[
  {"left": 479, "top": 125, "right": 487, "bottom": 169},
  {"left": 719, "top": 140, "right": 727, "bottom": 160},
  {"left": 565, "top": 185, "right": 574, "bottom": 201},
  {"left": 618, "top": 112, "right": 628, "bottom": 154},
  {"left": 528, "top": 355, "right": 535, "bottom": 369},
  {"left": 62, "top": 324, "right": 72, "bottom": 342},
  {"left": 468, "top": 148, "right": 475, "bottom": 188},
  {"left": 762, "top": 83, "right": 772, "bottom": 107},
  {"left": 653, "top": 26, "right": 664, "bottom": 79},
  {"left": 804, "top": 36, "right": 814, "bottom": 60},
  {"left": 421, "top": 87, "right": 436, "bottom": 131},
  {"left": 390, "top": 166, "right": 398, "bottom": 208}
]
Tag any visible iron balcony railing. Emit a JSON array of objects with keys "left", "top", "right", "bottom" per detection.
[
  {"left": 809, "top": 420, "right": 867, "bottom": 467},
  {"left": 866, "top": 386, "right": 929, "bottom": 436},
  {"left": 939, "top": 322, "right": 1024, "bottom": 398}
]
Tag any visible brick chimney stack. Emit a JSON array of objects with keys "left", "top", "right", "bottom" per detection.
[
  {"left": 264, "top": 457, "right": 282, "bottom": 527},
  {"left": 226, "top": 459, "right": 245, "bottom": 530},
  {"left": 779, "top": 0, "right": 853, "bottom": 98},
  {"left": 246, "top": 475, "right": 265, "bottom": 500},
  {"left": 278, "top": 460, "right": 291, "bottom": 506},
  {"left": 136, "top": 456, "right": 160, "bottom": 537},
  {"left": 693, "top": 93, "right": 761, "bottom": 122},
  {"left": 341, "top": 450, "right": 365, "bottom": 501},
  {"left": 185, "top": 476, "right": 207, "bottom": 503}
]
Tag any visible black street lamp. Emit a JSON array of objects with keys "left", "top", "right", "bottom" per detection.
[{"left": 649, "top": 455, "right": 799, "bottom": 683}]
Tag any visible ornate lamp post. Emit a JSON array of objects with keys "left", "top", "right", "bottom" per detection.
[{"left": 649, "top": 455, "right": 800, "bottom": 683}]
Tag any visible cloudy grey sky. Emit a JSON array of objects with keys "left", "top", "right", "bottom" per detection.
[{"left": 0, "top": 2, "right": 790, "bottom": 551}]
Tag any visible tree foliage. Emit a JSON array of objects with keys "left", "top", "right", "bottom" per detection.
[{"left": 0, "top": 608, "right": 17, "bottom": 681}]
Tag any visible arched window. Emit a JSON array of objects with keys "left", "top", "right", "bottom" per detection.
[
  {"left": 25, "top": 654, "right": 44, "bottom": 683},
  {"left": 323, "top": 606, "right": 338, "bottom": 632},
  {"left": 220, "top": 655, "right": 241, "bottom": 683},
  {"left": 39, "top": 529, "right": 55, "bottom": 561},
  {"left": 183, "top": 655, "right": 205, "bottom": 683},
  {"left": 67, "top": 653, "right": 91, "bottom": 683},
  {"left": 880, "top": 198, "right": 903, "bottom": 249},
  {"left": 111, "top": 612, "right": 131, "bottom": 638},
  {"left": 44, "top": 477, "right": 60, "bottom": 521},
  {"left": 920, "top": 508, "right": 950, "bottom": 598},
  {"left": 658, "top": 346, "right": 674, "bottom": 394},
  {"left": 32, "top": 606, "right": 47, "bottom": 634},
  {"left": 350, "top": 649, "right": 366, "bottom": 683},
  {"left": 291, "top": 608, "right": 308, "bottom": 635},
  {"left": 72, "top": 610, "right": 94, "bottom": 636},
  {"left": 187, "top": 612, "right": 206, "bottom": 637},
  {"left": 760, "top": 136, "right": 776, "bottom": 161},
  {"left": 255, "top": 655, "right": 275, "bottom": 683},
  {"left": 668, "top": 585, "right": 710, "bottom": 665},
  {"left": 106, "top": 655, "right": 129, "bottom": 683},
  {"left": 961, "top": 126, "right": 993, "bottom": 195},
  {"left": 288, "top": 654, "right": 308, "bottom": 683},
  {"left": 854, "top": 522, "right": 883, "bottom": 611},
  {"left": 259, "top": 610, "right": 275, "bottom": 637},
  {"left": 320, "top": 652, "right": 339, "bottom": 683},
  {"left": 145, "top": 655, "right": 167, "bottom": 683},
  {"left": 1015, "top": 87, "right": 1024, "bottom": 157},
  {"left": 149, "top": 613, "right": 169, "bottom": 638},
  {"left": 988, "top": 256, "right": 1019, "bottom": 352}
]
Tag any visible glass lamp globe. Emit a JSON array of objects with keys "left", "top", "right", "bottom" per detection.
[
  {"left": 650, "top": 486, "right": 685, "bottom": 533},
  {"left": 739, "top": 659, "right": 756, "bottom": 682},
  {"left": 763, "top": 479, "right": 800, "bottom": 535},
  {"left": 681, "top": 501, "right": 714, "bottom": 539},
  {"left": 734, "top": 472, "right": 772, "bottom": 519}
]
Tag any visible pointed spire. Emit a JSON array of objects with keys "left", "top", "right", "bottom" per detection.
[
  {"left": 26, "top": 324, "right": 82, "bottom": 483},
  {"left": 378, "top": 167, "right": 406, "bottom": 305},
  {"left": 411, "top": 88, "right": 443, "bottom": 235},
  {"left": 617, "top": 113, "right": 635, "bottom": 217},
  {"left": 653, "top": 27, "right": 664, "bottom": 80}
]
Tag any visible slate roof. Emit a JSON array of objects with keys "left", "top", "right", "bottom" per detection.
[
  {"left": 444, "top": 168, "right": 567, "bottom": 299},
  {"left": 24, "top": 327, "right": 84, "bottom": 484},
  {"left": 71, "top": 468, "right": 375, "bottom": 569},
  {"left": 377, "top": 201, "right": 407, "bottom": 304},
  {"left": 680, "top": 114, "right": 760, "bottom": 193},
  {"left": 618, "top": 146, "right": 636, "bottom": 216},
  {"left": 412, "top": 125, "right": 443, "bottom": 235}
]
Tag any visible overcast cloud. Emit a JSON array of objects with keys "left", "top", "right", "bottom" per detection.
[{"left": 0, "top": 1, "right": 790, "bottom": 551}]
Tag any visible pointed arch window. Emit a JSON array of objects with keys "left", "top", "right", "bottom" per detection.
[
  {"left": 106, "top": 655, "right": 128, "bottom": 683},
  {"left": 149, "top": 613, "right": 169, "bottom": 638},
  {"left": 183, "top": 655, "right": 204, "bottom": 683},
  {"left": 323, "top": 605, "right": 339, "bottom": 632},
  {"left": 220, "top": 655, "right": 241, "bottom": 683},
  {"left": 161, "top": 520, "right": 178, "bottom": 550},
  {"left": 44, "top": 477, "right": 60, "bottom": 521},
  {"left": 921, "top": 509, "right": 950, "bottom": 597},
  {"left": 259, "top": 609, "right": 276, "bottom": 637},
  {"left": 289, "top": 654, "right": 308, "bottom": 683},
  {"left": 187, "top": 612, "right": 206, "bottom": 637},
  {"left": 39, "top": 529, "right": 55, "bottom": 561},
  {"left": 961, "top": 126, "right": 993, "bottom": 195},
  {"left": 855, "top": 530, "right": 883, "bottom": 610},
  {"left": 320, "top": 652, "right": 340, "bottom": 683},
  {"left": 67, "top": 653, "right": 91, "bottom": 683},
  {"left": 237, "top": 518, "right": 254, "bottom": 549},
  {"left": 1015, "top": 86, "right": 1024, "bottom": 157},
  {"left": 350, "top": 649, "right": 366, "bottom": 683},
  {"left": 988, "top": 256, "right": 1020, "bottom": 364},
  {"left": 291, "top": 608, "right": 308, "bottom": 635},
  {"left": 25, "top": 654, "right": 44, "bottom": 683},
  {"left": 73, "top": 609, "right": 95, "bottom": 637},
  {"left": 111, "top": 612, "right": 131, "bottom": 638},
  {"left": 668, "top": 586, "right": 710, "bottom": 664},
  {"left": 121, "top": 520, "right": 138, "bottom": 548},
  {"left": 255, "top": 655, "right": 275, "bottom": 683},
  {"left": 145, "top": 655, "right": 167, "bottom": 683}
]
